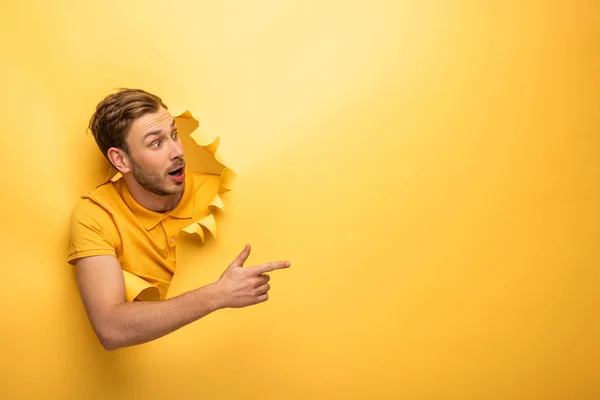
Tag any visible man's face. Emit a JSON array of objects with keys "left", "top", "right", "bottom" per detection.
[{"left": 124, "top": 107, "right": 186, "bottom": 196}]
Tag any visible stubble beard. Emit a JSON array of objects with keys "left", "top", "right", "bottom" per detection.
[{"left": 129, "top": 155, "right": 185, "bottom": 197}]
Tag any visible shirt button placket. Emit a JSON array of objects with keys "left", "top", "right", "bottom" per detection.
[{"left": 169, "top": 234, "right": 177, "bottom": 270}]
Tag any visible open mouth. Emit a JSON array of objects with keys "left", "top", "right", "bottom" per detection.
[{"left": 168, "top": 166, "right": 184, "bottom": 177}]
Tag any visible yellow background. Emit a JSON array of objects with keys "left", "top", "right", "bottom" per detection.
[{"left": 1, "top": 1, "right": 598, "bottom": 399}]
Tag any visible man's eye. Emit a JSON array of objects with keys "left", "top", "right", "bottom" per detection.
[
  {"left": 152, "top": 140, "right": 161, "bottom": 147},
  {"left": 171, "top": 131, "right": 179, "bottom": 140}
]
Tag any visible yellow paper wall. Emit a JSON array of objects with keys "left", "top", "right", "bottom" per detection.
[{"left": 1, "top": 1, "right": 598, "bottom": 398}]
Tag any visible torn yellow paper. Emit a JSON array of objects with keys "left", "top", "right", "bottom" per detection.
[
  {"left": 182, "top": 221, "right": 205, "bottom": 242},
  {"left": 122, "top": 270, "right": 160, "bottom": 302},
  {"left": 173, "top": 110, "right": 236, "bottom": 242}
]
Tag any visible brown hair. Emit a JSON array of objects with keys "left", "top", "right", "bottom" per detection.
[{"left": 88, "top": 88, "right": 168, "bottom": 162}]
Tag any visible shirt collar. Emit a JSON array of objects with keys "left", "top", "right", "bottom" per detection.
[{"left": 119, "top": 172, "right": 195, "bottom": 231}]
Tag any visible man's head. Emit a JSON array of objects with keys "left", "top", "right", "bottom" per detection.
[{"left": 89, "top": 89, "right": 186, "bottom": 197}]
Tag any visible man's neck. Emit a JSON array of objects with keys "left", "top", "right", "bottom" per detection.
[{"left": 122, "top": 175, "right": 183, "bottom": 213}]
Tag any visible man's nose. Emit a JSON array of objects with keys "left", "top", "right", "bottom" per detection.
[{"left": 170, "top": 138, "right": 184, "bottom": 159}]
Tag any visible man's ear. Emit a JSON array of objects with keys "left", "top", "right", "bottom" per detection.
[{"left": 107, "top": 147, "right": 131, "bottom": 174}]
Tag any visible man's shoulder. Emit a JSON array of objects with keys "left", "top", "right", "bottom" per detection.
[
  {"left": 83, "top": 179, "right": 122, "bottom": 203},
  {"left": 68, "top": 182, "right": 122, "bottom": 265},
  {"left": 71, "top": 180, "right": 123, "bottom": 219}
]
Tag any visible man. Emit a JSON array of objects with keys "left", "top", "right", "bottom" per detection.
[{"left": 68, "top": 89, "right": 290, "bottom": 351}]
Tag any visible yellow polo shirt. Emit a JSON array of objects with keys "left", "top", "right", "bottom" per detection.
[{"left": 68, "top": 171, "right": 220, "bottom": 301}]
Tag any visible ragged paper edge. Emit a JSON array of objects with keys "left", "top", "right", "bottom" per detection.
[
  {"left": 110, "top": 109, "right": 236, "bottom": 301},
  {"left": 176, "top": 110, "right": 236, "bottom": 241},
  {"left": 123, "top": 269, "right": 160, "bottom": 302}
]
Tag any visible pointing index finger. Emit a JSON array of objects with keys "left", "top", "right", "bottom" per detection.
[{"left": 250, "top": 261, "right": 291, "bottom": 275}]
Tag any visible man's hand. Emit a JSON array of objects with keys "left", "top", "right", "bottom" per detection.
[{"left": 215, "top": 244, "right": 290, "bottom": 308}]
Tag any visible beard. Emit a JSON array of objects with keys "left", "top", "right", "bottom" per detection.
[{"left": 129, "top": 154, "right": 185, "bottom": 197}]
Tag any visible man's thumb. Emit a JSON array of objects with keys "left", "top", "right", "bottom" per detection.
[{"left": 228, "top": 244, "right": 251, "bottom": 269}]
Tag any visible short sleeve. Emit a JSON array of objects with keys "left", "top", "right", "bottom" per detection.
[{"left": 67, "top": 198, "right": 120, "bottom": 265}]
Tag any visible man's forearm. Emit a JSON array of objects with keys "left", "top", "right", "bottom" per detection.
[{"left": 97, "top": 282, "right": 223, "bottom": 350}]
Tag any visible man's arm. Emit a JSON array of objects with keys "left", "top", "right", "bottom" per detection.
[{"left": 76, "top": 245, "right": 289, "bottom": 351}]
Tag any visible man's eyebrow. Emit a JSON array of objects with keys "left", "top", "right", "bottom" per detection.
[
  {"left": 142, "top": 120, "right": 176, "bottom": 140},
  {"left": 142, "top": 129, "right": 164, "bottom": 140}
]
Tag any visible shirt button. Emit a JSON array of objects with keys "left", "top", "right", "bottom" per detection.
[
  {"left": 170, "top": 237, "right": 176, "bottom": 244},
  {"left": 164, "top": 216, "right": 170, "bottom": 221}
]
